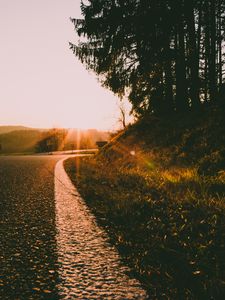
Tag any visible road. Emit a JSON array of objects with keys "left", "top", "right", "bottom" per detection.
[
  {"left": 0, "top": 155, "right": 61, "bottom": 299},
  {"left": 0, "top": 155, "right": 147, "bottom": 299}
]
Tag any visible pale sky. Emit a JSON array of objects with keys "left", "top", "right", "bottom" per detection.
[{"left": 0, "top": 0, "right": 131, "bottom": 130}]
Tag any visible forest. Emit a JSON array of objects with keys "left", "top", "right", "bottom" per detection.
[{"left": 71, "top": 0, "right": 225, "bottom": 117}]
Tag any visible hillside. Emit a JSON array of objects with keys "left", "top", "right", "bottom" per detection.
[
  {"left": 102, "top": 106, "right": 225, "bottom": 176},
  {"left": 65, "top": 107, "right": 225, "bottom": 299},
  {"left": 0, "top": 126, "right": 34, "bottom": 135},
  {"left": 0, "top": 130, "right": 42, "bottom": 154}
]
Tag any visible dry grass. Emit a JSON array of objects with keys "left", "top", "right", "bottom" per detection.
[
  {"left": 65, "top": 153, "right": 225, "bottom": 299},
  {"left": 65, "top": 107, "right": 225, "bottom": 298}
]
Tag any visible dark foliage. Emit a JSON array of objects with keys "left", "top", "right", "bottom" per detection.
[
  {"left": 71, "top": 0, "right": 225, "bottom": 117},
  {"left": 35, "top": 129, "right": 66, "bottom": 153}
]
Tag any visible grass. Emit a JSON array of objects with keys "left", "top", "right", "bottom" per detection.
[
  {"left": 65, "top": 155, "right": 224, "bottom": 299},
  {"left": 64, "top": 109, "right": 225, "bottom": 298}
]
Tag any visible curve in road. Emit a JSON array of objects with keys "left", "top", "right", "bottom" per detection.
[
  {"left": 0, "top": 155, "right": 147, "bottom": 299},
  {"left": 55, "top": 157, "right": 147, "bottom": 299}
]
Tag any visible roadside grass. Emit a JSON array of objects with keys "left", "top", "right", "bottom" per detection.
[{"left": 65, "top": 153, "right": 225, "bottom": 299}]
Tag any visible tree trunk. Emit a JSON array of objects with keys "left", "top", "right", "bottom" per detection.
[
  {"left": 175, "top": 2, "right": 189, "bottom": 112},
  {"left": 218, "top": 0, "right": 223, "bottom": 87},
  {"left": 197, "top": 0, "right": 203, "bottom": 62},
  {"left": 204, "top": 0, "right": 210, "bottom": 102},
  {"left": 164, "top": 35, "right": 174, "bottom": 113},
  {"left": 209, "top": 0, "right": 217, "bottom": 102},
  {"left": 184, "top": 0, "right": 200, "bottom": 109}
]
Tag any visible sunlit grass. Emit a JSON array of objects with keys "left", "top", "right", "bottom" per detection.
[
  {"left": 64, "top": 109, "right": 225, "bottom": 297},
  {"left": 65, "top": 153, "right": 225, "bottom": 299},
  {"left": 162, "top": 168, "right": 195, "bottom": 183}
]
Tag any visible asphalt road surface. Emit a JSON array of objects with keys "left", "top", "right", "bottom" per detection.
[
  {"left": 0, "top": 155, "right": 62, "bottom": 299},
  {"left": 0, "top": 155, "right": 147, "bottom": 299}
]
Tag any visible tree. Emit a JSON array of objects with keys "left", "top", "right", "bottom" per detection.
[
  {"left": 35, "top": 129, "right": 66, "bottom": 153},
  {"left": 70, "top": 0, "right": 225, "bottom": 117}
]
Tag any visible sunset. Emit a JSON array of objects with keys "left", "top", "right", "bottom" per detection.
[
  {"left": 0, "top": 1, "right": 224, "bottom": 299},
  {"left": 0, "top": 0, "right": 125, "bottom": 130}
]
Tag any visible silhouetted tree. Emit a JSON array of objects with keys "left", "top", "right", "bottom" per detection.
[
  {"left": 70, "top": 0, "right": 225, "bottom": 117},
  {"left": 35, "top": 129, "right": 66, "bottom": 153}
]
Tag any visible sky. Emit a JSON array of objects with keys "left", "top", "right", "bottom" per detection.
[{"left": 0, "top": 0, "right": 131, "bottom": 130}]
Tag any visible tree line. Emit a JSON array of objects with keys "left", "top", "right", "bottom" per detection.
[
  {"left": 35, "top": 128, "right": 109, "bottom": 153},
  {"left": 70, "top": 0, "right": 225, "bottom": 117}
]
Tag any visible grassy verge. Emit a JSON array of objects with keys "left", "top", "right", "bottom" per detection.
[
  {"left": 65, "top": 153, "right": 224, "bottom": 299},
  {"left": 65, "top": 107, "right": 225, "bottom": 299}
]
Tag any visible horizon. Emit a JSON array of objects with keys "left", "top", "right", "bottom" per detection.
[{"left": 0, "top": 124, "right": 112, "bottom": 132}]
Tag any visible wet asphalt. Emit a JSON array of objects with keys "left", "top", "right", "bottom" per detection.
[{"left": 0, "top": 155, "right": 61, "bottom": 299}]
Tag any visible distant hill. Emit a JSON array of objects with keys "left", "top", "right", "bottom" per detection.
[
  {"left": 0, "top": 125, "right": 36, "bottom": 134},
  {"left": 0, "top": 130, "right": 42, "bottom": 154}
]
